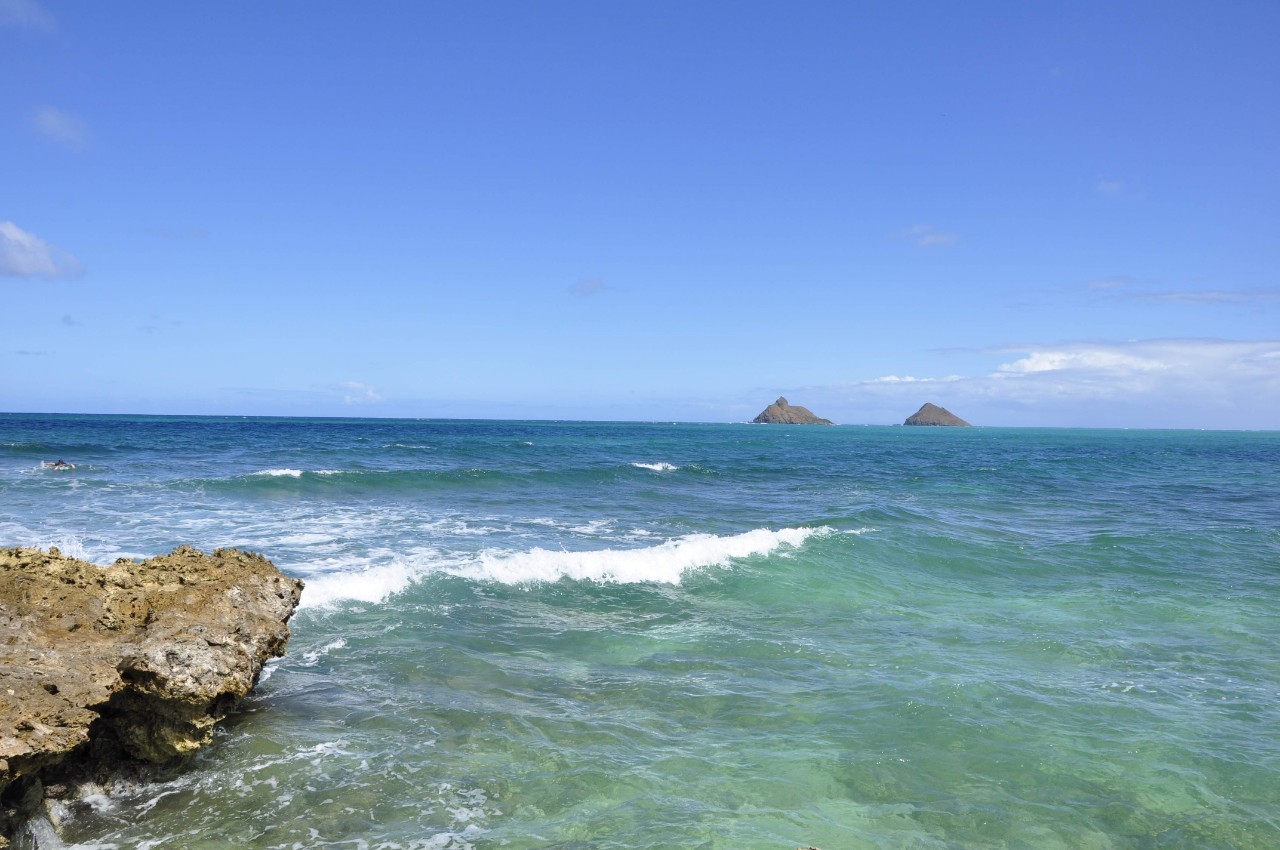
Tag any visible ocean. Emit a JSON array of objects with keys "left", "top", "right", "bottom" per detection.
[{"left": 2, "top": 413, "right": 1278, "bottom": 850}]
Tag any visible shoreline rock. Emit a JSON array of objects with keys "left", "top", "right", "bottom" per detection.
[
  {"left": 752, "top": 397, "right": 834, "bottom": 425},
  {"left": 903, "top": 403, "right": 971, "bottom": 426},
  {"left": 0, "top": 546, "right": 303, "bottom": 845}
]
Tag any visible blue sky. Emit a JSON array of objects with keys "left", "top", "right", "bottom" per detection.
[{"left": 3, "top": 1, "right": 1278, "bottom": 427}]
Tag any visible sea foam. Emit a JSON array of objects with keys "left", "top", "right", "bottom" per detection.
[
  {"left": 463, "top": 526, "right": 825, "bottom": 585},
  {"left": 631, "top": 461, "right": 679, "bottom": 472},
  {"left": 298, "top": 558, "right": 423, "bottom": 608},
  {"left": 295, "top": 527, "right": 827, "bottom": 608}
]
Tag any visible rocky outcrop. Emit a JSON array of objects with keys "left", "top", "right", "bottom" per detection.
[
  {"left": 0, "top": 546, "right": 303, "bottom": 842},
  {"left": 904, "top": 403, "right": 971, "bottom": 426},
  {"left": 752, "top": 397, "right": 834, "bottom": 425}
]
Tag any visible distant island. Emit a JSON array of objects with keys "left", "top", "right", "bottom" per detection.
[
  {"left": 904, "top": 402, "right": 971, "bottom": 426},
  {"left": 752, "top": 397, "right": 834, "bottom": 425}
]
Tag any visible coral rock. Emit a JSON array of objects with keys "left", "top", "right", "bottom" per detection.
[{"left": 0, "top": 546, "right": 303, "bottom": 828}]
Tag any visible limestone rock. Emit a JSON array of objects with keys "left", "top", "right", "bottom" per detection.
[
  {"left": 752, "top": 397, "right": 834, "bottom": 425},
  {"left": 904, "top": 403, "right": 971, "bottom": 426},
  {"left": 0, "top": 546, "right": 303, "bottom": 833}
]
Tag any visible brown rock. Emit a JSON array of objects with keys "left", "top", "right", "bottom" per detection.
[
  {"left": 904, "top": 402, "right": 971, "bottom": 426},
  {"left": 752, "top": 397, "right": 834, "bottom": 425},
  {"left": 0, "top": 546, "right": 303, "bottom": 837}
]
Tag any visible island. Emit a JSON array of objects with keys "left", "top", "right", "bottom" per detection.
[
  {"left": 0, "top": 546, "right": 304, "bottom": 846},
  {"left": 904, "top": 402, "right": 971, "bottom": 426},
  {"left": 752, "top": 397, "right": 834, "bottom": 425}
]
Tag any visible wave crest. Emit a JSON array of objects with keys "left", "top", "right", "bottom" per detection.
[
  {"left": 464, "top": 526, "right": 825, "bottom": 585},
  {"left": 300, "top": 558, "right": 424, "bottom": 608},
  {"left": 296, "top": 527, "right": 828, "bottom": 609}
]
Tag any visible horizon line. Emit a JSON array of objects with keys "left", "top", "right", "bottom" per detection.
[{"left": 3, "top": 410, "right": 1276, "bottom": 434}]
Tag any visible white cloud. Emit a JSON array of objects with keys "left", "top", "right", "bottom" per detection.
[
  {"left": 568, "top": 278, "right": 609, "bottom": 297},
  {"left": 1081, "top": 277, "right": 1280, "bottom": 307},
  {"left": 32, "top": 106, "right": 89, "bottom": 150},
  {"left": 900, "top": 224, "right": 958, "bottom": 248},
  {"left": 806, "top": 339, "right": 1280, "bottom": 428},
  {"left": 340, "top": 381, "right": 382, "bottom": 404},
  {"left": 985, "top": 340, "right": 1280, "bottom": 412},
  {"left": 0, "top": 221, "right": 84, "bottom": 279},
  {"left": 0, "top": 0, "right": 54, "bottom": 30},
  {"left": 995, "top": 346, "right": 1165, "bottom": 376},
  {"left": 1136, "top": 288, "right": 1280, "bottom": 305},
  {"left": 871, "top": 374, "right": 964, "bottom": 384}
]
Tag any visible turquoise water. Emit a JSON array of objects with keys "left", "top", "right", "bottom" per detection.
[{"left": 3, "top": 414, "right": 1278, "bottom": 849}]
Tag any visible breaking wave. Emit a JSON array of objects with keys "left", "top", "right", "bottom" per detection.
[
  {"left": 460, "top": 526, "right": 826, "bottom": 586},
  {"left": 296, "top": 526, "right": 829, "bottom": 608}
]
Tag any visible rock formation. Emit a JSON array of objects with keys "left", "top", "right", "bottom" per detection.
[
  {"left": 0, "top": 546, "right": 303, "bottom": 844},
  {"left": 904, "top": 402, "right": 971, "bottom": 426},
  {"left": 752, "top": 397, "right": 834, "bottom": 425}
]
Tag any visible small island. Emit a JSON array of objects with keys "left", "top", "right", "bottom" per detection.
[
  {"left": 904, "top": 402, "right": 971, "bottom": 426},
  {"left": 752, "top": 397, "right": 834, "bottom": 425}
]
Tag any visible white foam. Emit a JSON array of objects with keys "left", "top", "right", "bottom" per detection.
[
  {"left": 299, "top": 559, "right": 420, "bottom": 608},
  {"left": 569, "top": 519, "right": 613, "bottom": 536},
  {"left": 39, "top": 534, "right": 90, "bottom": 561},
  {"left": 293, "top": 526, "right": 829, "bottom": 609},
  {"left": 252, "top": 468, "right": 303, "bottom": 478},
  {"left": 16, "top": 815, "right": 65, "bottom": 849},
  {"left": 271, "top": 532, "right": 336, "bottom": 546},
  {"left": 631, "top": 461, "right": 679, "bottom": 471},
  {"left": 298, "top": 638, "right": 348, "bottom": 666},
  {"left": 460, "top": 526, "right": 826, "bottom": 585}
]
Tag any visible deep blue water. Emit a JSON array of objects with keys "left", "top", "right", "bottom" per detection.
[{"left": 3, "top": 413, "right": 1278, "bottom": 849}]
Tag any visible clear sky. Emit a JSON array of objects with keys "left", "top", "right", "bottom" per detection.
[{"left": 3, "top": 1, "right": 1278, "bottom": 428}]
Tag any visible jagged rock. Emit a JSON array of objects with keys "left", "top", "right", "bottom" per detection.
[
  {"left": 904, "top": 402, "right": 971, "bottom": 426},
  {"left": 0, "top": 546, "right": 303, "bottom": 838},
  {"left": 752, "top": 397, "right": 834, "bottom": 425}
]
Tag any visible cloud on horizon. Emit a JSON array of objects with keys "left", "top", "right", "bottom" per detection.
[
  {"left": 339, "top": 381, "right": 382, "bottom": 405},
  {"left": 0, "top": 221, "right": 84, "bottom": 279},
  {"left": 871, "top": 374, "right": 964, "bottom": 384},
  {"left": 808, "top": 339, "right": 1280, "bottom": 428},
  {"left": 989, "top": 339, "right": 1280, "bottom": 394},
  {"left": 32, "top": 106, "right": 89, "bottom": 150}
]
